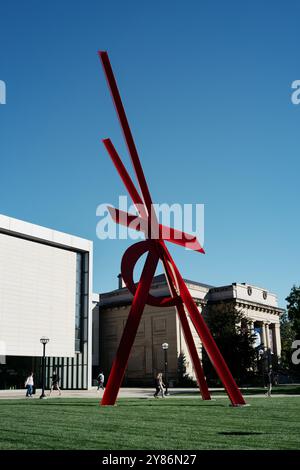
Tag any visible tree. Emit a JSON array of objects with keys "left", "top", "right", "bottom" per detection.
[
  {"left": 286, "top": 285, "right": 300, "bottom": 339},
  {"left": 279, "top": 311, "right": 296, "bottom": 370},
  {"left": 177, "top": 352, "right": 197, "bottom": 387},
  {"left": 283, "top": 286, "right": 300, "bottom": 376},
  {"left": 202, "top": 301, "right": 256, "bottom": 385}
]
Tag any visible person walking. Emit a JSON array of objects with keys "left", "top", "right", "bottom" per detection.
[
  {"left": 154, "top": 372, "right": 165, "bottom": 398},
  {"left": 25, "top": 372, "right": 34, "bottom": 398},
  {"left": 49, "top": 368, "right": 61, "bottom": 396},
  {"left": 265, "top": 369, "right": 274, "bottom": 397},
  {"left": 97, "top": 371, "right": 105, "bottom": 390}
]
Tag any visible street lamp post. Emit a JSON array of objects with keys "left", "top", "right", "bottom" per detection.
[
  {"left": 40, "top": 337, "right": 49, "bottom": 399},
  {"left": 162, "top": 343, "right": 169, "bottom": 395}
]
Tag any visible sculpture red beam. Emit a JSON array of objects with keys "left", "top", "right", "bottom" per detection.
[{"left": 98, "top": 50, "right": 246, "bottom": 407}]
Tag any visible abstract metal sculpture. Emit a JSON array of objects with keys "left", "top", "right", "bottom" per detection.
[{"left": 98, "top": 51, "right": 246, "bottom": 407}]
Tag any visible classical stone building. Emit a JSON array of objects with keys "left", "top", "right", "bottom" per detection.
[{"left": 92, "top": 274, "right": 284, "bottom": 385}]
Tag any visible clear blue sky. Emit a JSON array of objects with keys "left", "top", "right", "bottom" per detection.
[{"left": 1, "top": 1, "right": 299, "bottom": 307}]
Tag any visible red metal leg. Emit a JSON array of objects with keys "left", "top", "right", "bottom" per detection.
[
  {"left": 101, "top": 243, "right": 159, "bottom": 405},
  {"left": 173, "top": 301, "right": 211, "bottom": 400},
  {"left": 159, "top": 254, "right": 210, "bottom": 400},
  {"left": 174, "top": 302, "right": 211, "bottom": 400},
  {"left": 166, "top": 252, "right": 246, "bottom": 406}
]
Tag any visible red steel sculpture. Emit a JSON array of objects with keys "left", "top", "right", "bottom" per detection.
[{"left": 98, "top": 51, "right": 246, "bottom": 407}]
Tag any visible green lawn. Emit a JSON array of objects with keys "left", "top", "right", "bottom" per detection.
[
  {"left": 173, "top": 385, "right": 300, "bottom": 396},
  {"left": 0, "top": 397, "right": 299, "bottom": 450}
]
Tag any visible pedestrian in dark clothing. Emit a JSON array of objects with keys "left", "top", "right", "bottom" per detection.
[
  {"left": 265, "top": 369, "right": 274, "bottom": 397},
  {"left": 50, "top": 369, "right": 61, "bottom": 396}
]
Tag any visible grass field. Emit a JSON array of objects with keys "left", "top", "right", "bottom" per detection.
[
  {"left": 0, "top": 397, "right": 299, "bottom": 450},
  {"left": 172, "top": 385, "right": 300, "bottom": 396}
]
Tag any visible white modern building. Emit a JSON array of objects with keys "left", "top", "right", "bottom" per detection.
[{"left": 0, "top": 214, "right": 93, "bottom": 390}]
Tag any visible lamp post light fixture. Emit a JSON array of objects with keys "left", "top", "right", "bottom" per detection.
[
  {"left": 40, "top": 337, "right": 49, "bottom": 399},
  {"left": 162, "top": 342, "right": 169, "bottom": 395}
]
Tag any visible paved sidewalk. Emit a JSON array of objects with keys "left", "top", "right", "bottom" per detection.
[
  {"left": 0, "top": 387, "right": 299, "bottom": 400},
  {"left": 1, "top": 387, "right": 172, "bottom": 399}
]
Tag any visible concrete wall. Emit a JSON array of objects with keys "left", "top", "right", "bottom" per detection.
[{"left": 0, "top": 232, "right": 77, "bottom": 357}]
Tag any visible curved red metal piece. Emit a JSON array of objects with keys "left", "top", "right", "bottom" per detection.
[
  {"left": 121, "top": 240, "right": 180, "bottom": 307},
  {"left": 98, "top": 50, "right": 246, "bottom": 407}
]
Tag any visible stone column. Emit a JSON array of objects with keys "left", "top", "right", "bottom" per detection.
[
  {"left": 261, "top": 322, "right": 267, "bottom": 349},
  {"left": 273, "top": 323, "right": 281, "bottom": 357},
  {"left": 265, "top": 323, "right": 270, "bottom": 349}
]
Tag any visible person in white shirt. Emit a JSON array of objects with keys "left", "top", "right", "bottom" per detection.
[
  {"left": 25, "top": 372, "right": 34, "bottom": 398},
  {"left": 97, "top": 372, "right": 105, "bottom": 390}
]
